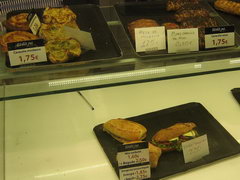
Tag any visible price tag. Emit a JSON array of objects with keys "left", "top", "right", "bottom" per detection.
[
  {"left": 167, "top": 28, "right": 199, "bottom": 53},
  {"left": 8, "top": 39, "right": 48, "bottom": 66},
  {"left": 135, "top": 26, "right": 166, "bottom": 52},
  {"left": 205, "top": 26, "right": 235, "bottom": 49},
  {"left": 28, "top": 13, "right": 41, "bottom": 35},
  {"left": 182, "top": 134, "right": 209, "bottom": 163},
  {"left": 117, "top": 142, "right": 151, "bottom": 180}
]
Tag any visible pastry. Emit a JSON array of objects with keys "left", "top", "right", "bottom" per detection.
[
  {"left": 43, "top": 6, "right": 77, "bottom": 27},
  {"left": 166, "top": 0, "right": 201, "bottom": 11},
  {"left": 214, "top": 0, "right": 240, "bottom": 16},
  {"left": 4, "top": 13, "right": 30, "bottom": 31},
  {"left": 0, "top": 31, "right": 38, "bottom": 52},
  {"left": 128, "top": 19, "right": 159, "bottom": 41},
  {"left": 45, "top": 38, "right": 81, "bottom": 63},
  {"left": 39, "top": 23, "right": 70, "bottom": 41},
  {"left": 162, "top": 22, "right": 179, "bottom": 29}
]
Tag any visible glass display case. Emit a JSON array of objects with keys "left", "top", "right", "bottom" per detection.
[{"left": 0, "top": 0, "right": 240, "bottom": 180}]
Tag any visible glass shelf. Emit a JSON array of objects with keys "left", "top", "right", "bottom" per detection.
[{"left": 0, "top": 4, "right": 240, "bottom": 100}]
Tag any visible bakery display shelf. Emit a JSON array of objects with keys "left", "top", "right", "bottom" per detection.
[
  {"left": 114, "top": 0, "right": 240, "bottom": 57},
  {"left": 3, "top": 4, "right": 122, "bottom": 72},
  {"left": 94, "top": 102, "right": 240, "bottom": 180},
  {"left": 0, "top": 2, "right": 240, "bottom": 100},
  {"left": 231, "top": 88, "right": 240, "bottom": 105}
]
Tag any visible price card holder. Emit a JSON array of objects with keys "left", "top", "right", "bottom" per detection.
[
  {"left": 204, "top": 26, "right": 235, "bottom": 49},
  {"left": 117, "top": 142, "right": 151, "bottom": 180},
  {"left": 182, "top": 134, "right": 210, "bottom": 163},
  {"left": 8, "top": 39, "right": 48, "bottom": 66},
  {"left": 27, "top": 13, "right": 41, "bottom": 35},
  {"left": 135, "top": 26, "right": 166, "bottom": 52},
  {"left": 167, "top": 28, "right": 199, "bottom": 53}
]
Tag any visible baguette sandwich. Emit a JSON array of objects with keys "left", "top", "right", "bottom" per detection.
[
  {"left": 152, "top": 122, "right": 198, "bottom": 152},
  {"left": 103, "top": 118, "right": 147, "bottom": 143}
]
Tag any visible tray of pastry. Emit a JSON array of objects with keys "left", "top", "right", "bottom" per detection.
[
  {"left": 231, "top": 88, "right": 240, "bottom": 105},
  {"left": 114, "top": 0, "right": 240, "bottom": 57},
  {"left": 211, "top": 0, "right": 240, "bottom": 34},
  {"left": 0, "top": 4, "right": 122, "bottom": 71},
  {"left": 94, "top": 102, "right": 240, "bottom": 180}
]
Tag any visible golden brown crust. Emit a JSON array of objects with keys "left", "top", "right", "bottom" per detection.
[
  {"left": 148, "top": 143, "right": 162, "bottom": 168},
  {"left": 39, "top": 23, "right": 70, "bottom": 41},
  {"left": 103, "top": 118, "right": 147, "bottom": 143},
  {"left": 4, "top": 13, "right": 30, "bottom": 31},
  {"left": 45, "top": 38, "right": 81, "bottom": 63},
  {"left": 214, "top": 0, "right": 240, "bottom": 16},
  {"left": 128, "top": 19, "right": 159, "bottom": 41},
  {"left": 43, "top": 6, "right": 77, "bottom": 26},
  {"left": 152, "top": 122, "right": 196, "bottom": 142},
  {"left": 162, "top": 22, "right": 179, "bottom": 29},
  {"left": 0, "top": 31, "right": 38, "bottom": 52}
]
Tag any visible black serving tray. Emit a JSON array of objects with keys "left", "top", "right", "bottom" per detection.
[
  {"left": 115, "top": 0, "right": 240, "bottom": 57},
  {"left": 4, "top": 4, "right": 122, "bottom": 71},
  {"left": 93, "top": 102, "right": 240, "bottom": 180},
  {"left": 231, "top": 88, "right": 240, "bottom": 105}
]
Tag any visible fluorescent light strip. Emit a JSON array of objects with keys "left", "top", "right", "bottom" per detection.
[{"left": 48, "top": 68, "right": 166, "bottom": 87}]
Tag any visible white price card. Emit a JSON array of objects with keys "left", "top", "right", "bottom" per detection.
[
  {"left": 117, "top": 142, "right": 151, "bottom": 180},
  {"left": 8, "top": 39, "right": 47, "bottom": 66},
  {"left": 182, "top": 134, "right": 209, "bottom": 163},
  {"left": 28, "top": 13, "right": 41, "bottom": 35},
  {"left": 135, "top": 26, "right": 166, "bottom": 52},
  {"left": 205, "top": 26, "right": 235, "bottom": 49},
  {"left": 167, "top": 28, "right": 199, "bottom": 53}
]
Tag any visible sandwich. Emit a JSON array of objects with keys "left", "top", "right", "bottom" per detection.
[
  {"left": 123, "top": 141, "right": 162, "bottom": 168},
  {"left": 151, "top": 122, "right": 198, "bottom": 152},
  {"left": 103, "top": 118, "right": 147, "bottom": 143}
]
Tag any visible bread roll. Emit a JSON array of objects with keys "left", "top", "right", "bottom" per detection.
[
  {"left": 103, "top": 118, "right": 147, "bottom": 143},
  {"left": 128, "top": 19, "right": 159, "bottom": 41}
]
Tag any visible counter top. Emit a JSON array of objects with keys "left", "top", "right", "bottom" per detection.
[{"left": 4, "top": 70, "right": 240, "bottom": 180}]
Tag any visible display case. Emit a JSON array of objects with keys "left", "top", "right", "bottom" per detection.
[{"left": 0, "top": 0, "right": 240, "bottom": 180}]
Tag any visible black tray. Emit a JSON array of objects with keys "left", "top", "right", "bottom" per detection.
[
  {"left": 231, "top": 88, "right": 240, "bottom": 105},
  {"left": 115, "top": 0, "right": 240, "bottom": 57},
  {"left": 93, "top": 102, "right": 240, "bottom": 180},
  {"left": 5, "top": 4, "right": 122, "bottom": 71}
]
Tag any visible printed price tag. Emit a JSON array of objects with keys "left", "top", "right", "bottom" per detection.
[
  {"left": 182, "top": 134, "right": 209, "bottom": 163},
  {"left": 117, "top": 142, "right": 151, "bottom": 180},
  {"left": 8, "top": 39, "right": 47, "bottom": 66},
  {"left": 135, "top": 26, "right": 166, "bottom": 52},
  {"left": 28, "top": 13, "right": 41, "bottom": 35},
  {"left": 205, "top": 26, "right": 235, "bottom": 49},
  {"left": 167, "top": 28, "right": 199, "bottom": 53}
]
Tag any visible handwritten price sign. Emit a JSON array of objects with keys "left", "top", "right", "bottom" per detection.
[
  {"left": 117, "top": 142, "right": 151, "bottom": 180},
  {"left": 182, "top": 134, "right": 209, "bottom": 163},
  {"left": 205, "top": 26, "right": 235, "bottom": 49},
  {"left": 167, "top": 28, "right": 199, "bottom": 53},
  {"left": 8, "top": 39, "right": 47, "bottom": 66},
  {"left": 135, "top": 26, "right": 166, "bottom": 52}
]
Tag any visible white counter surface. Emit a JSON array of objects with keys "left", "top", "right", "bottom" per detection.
[{"left": 4, "top": 70, "right": 240, "bottom": 180}]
